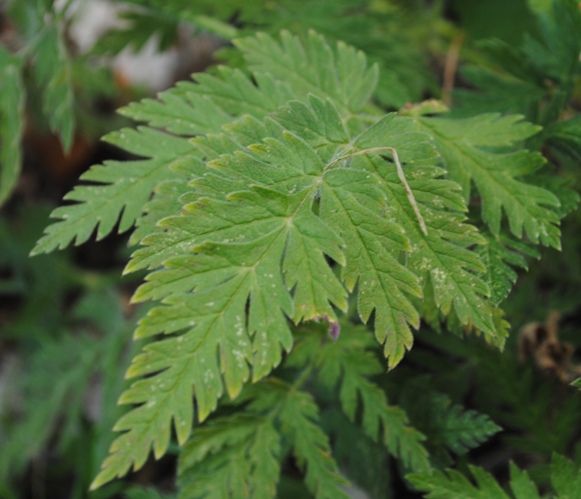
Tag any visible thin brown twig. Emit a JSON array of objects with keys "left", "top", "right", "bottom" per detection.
[{"left": 442, "top": 32, "right": 465, "bottom": 107}]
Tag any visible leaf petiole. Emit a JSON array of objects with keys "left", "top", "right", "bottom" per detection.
[{"left": 327, "top": 147, "right": 428, "bottom": 235}]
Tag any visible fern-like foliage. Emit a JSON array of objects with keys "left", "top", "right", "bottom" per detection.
[
  {"left": 408, "top": 453, "right": 581, "bottom": 499},
  {"left": 417, "top": 114, "right": 560, "bottom": 247},
  {"left": 0, "top": 0, "right": 78, "bottom": 206},
  {"left": 452, "top": 0, "right": 581, "bottom": 125},
  {"left": 178, "top": 380, "right": 349, "bottom": 499},
  {"left": 178, "top": 414, "right": 282, "bottom": 499},
  {"left": 289, "top": 323, "right": 430, "bottom": 472},
  {"left": 31, "top": 30, "right": 565, "bottom": 489},
  {"left": 398, "top": 377, "right": 500, "bottom": 467},
  {"left": 178, "top": 322, "right": 430, "bottom": 498},
  {"left": 419, "top": 395, "right": 500, "bottom": 463},
  {"left": 0, "top": 287, "right": 132, "bottom": 482},
  {"left": 476, "top": 233, "right": 539, "bottom": 306}
]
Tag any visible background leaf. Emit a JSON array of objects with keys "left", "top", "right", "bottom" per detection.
[{"left": 0, "top": 49, "right": 24, "bottom": 206}]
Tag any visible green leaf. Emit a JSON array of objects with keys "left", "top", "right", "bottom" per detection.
[
  {"left": 522, "top": 0, "right": 581, "bottom": 88},
  {"left": 33, "top": 24, "right": 75, "bottom": 151},
  {"left": 349, "top": 113, "right": 496, "bottom": 348},
  {"left": 319, "top": 170, "right": 421, "bottom": 364},
  {"left": 306, "top": 324, "right": 430, "bottom": 471},
  {"left": 32, "top": 29, "right": 566, "bottom": 490},
  {"left": 178, "top": 415, "right": 280, "bottom": 499},
  {"left": 545, "top": 114, "right": 581, "bottom": 161},
  {"left": 399, "top": 378, "right": 500, "bottom": 466},
  {"left": 96, "top": 184, "right": 343, "bottom": 484},
  {"left": 424, "top": 395, "right": 501, "bottom": 456},
  {"left": 31, "top": 28, "right": 379, "bottom": 265},
  {"left": 477, "top": 234, "right": 539, "bottom": 305},
  {"left": 119, "top": 68, "right": 293, "bottom": 137},
  {"left": 277, "top": 388, "right": 350, "bottom": 499},
  {"left": 235, "top": 30, "right": 378, "bottom": 114},
  {"left": 128, "top": 178, "right": 191, "bottom": 247},
  {"left": 508, "top": 463, "right": 541, "bottom": 499},
  {"left": 233, "top": 0, "right": 432, "bottom": 107},
  {"left": 370, "top": 153, "right": 496, "bottom": 336},
  {"left": 550, "top": 453, "right": 581, "bottom": 498},
  {"left": 407, "top": 466, "right": 510, "bottom": 499},
  {"left": 31, "top": 128, "right": 193, "bottom": 254},
  {"left": 409, "top": 454, "right": 581, "bottom": 499},
  {"left": 0, "top": 49, "right": 24, "bottom": 206},
  {"left": 419, "top": 114, "right": 561, "bottom": 247},
  {"left": 33, "top": 60, "right": 297, "bottom": 257},
  {"left": 128, "top": 95, "right": 454, "bottom": 370},
  {"left": 179, "top": 375, "right": 349, "bottom": 499},
  {"left": 452, "top": 66, "right": 546, "bottom": 120}
]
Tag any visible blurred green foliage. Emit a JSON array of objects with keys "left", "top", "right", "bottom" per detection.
[{"left": 1, "top": 0, "right": 581, "bottom": 497}]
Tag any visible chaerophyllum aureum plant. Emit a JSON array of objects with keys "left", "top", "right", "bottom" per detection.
[{"left": 31, "top": 30, "right": 572, "bottom": 496}]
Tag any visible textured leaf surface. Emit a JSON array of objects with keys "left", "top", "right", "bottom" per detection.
[
  {"left": 477, "top": 234, "right": 539, "bottom": 305},
  {"left": 550, "top": 453, "right": 581, "bottom": 498},
  {"left": 419, "top": 114, "right": 561, "bottom": 247},
  {"left": 33, "top": 41, "right": 299, "bottom": 257},
  {"left": 91, "top": 32, "right": 383, "bottom": 482},
  {"left": 409, "top": 453, "right": 580, "bottom": 499},
  {"left": 423, "top": 395, "right": 501, "bottom": 456},
  {"left": 546, "top": 114, "right": 581, "bottom": 160},
  {"left": 452, "top": 1, "right": 581, "bottom": 123},
  {"left": 508, "top": 463, "right": 541, "bottom": 499},
  {"left": 119, "top": 68, "right": 293, "bottom": 137},
  {"left": 296, "top": 324, "right": 430, "bottom": 471},
  {"left": 399, "top": 379, "right": 501, "bottom": 467},
  {"left": 370, "top": 154, "right": 495, "bottom": 336},
  {"left": 277, "top": 388, "right": 350, "bottom": 498},
  {"left": 178, "top": 377, "right": 348, "bottom": 499},
  {"left": 235, "top": 30, "right": 378, "bottom": 114},
  {"left": 407, "top": 466, "right": 510, "bottom": 499},
  {"left": 234, "top": 0, "right": 433, "bottom": 107},
  {"left": 178, "top": 415, "right": 279, "bottom": 499},
  {"left": 32, "top": 129, "right": 193, "bottom": 254}
]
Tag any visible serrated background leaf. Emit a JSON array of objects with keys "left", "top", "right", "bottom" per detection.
[
  {"left": 178, "top": 415, "right": 279, "bottom": 499},
  {"left": 407, "top": 466, "right": 510, "bottom": 499},
  {"left": 0, "top": 49, "right": 24, "bottom": 206},
  {"left": 277, "top": 389, "right": 350, "bottom": 499},
  {"left": 305, "top": 324, "right": 430, "bottom": 471},
  {"left": 33, "top": 25, "right": 75, "bottom": 151},
  {"left": 419, "top": 114, "right": 561, "bottom": 247}
]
